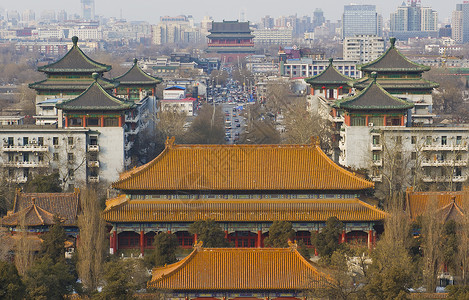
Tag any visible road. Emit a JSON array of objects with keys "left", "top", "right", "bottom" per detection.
[{"left": 221, "top": 102, "right": 246, "bottom": 145}]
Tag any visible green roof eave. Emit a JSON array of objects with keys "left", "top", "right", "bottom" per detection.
[
  {"left": 352, "top": 78, "right": 439, "bottom": 90},
  {"left": 304, "top": 60, "right": 354, "bottom": 86},
  {"left": 334, "top": 80, "right": 414, "bottom": 110},
  {"left": 113, "top": 60, "right": 163, "bottom": 85},
  {"left": 29, "top": 78, "right": 118, "bottom": 91},
  {"left": 56, "top": 81, "right": 134, "bottom": 111}
]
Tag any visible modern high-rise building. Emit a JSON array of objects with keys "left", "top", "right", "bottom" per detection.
[
  {"left": 81, "top": 0, "right": 95, "bottom": 20},
  {"left": 312, "top": 8, "right": 325, "bottom": 29},
  {"left": 342, "top": 5, "right": 382, "bottom": 39},
  {"left": 390, "top": 0, "right": 438, "bottom": 40},
  {"left": 452, "top": 3, "right": 469, "bottom": 43},
  {"left": 343, "top": 35, "right": 385, "bottom": 64}
]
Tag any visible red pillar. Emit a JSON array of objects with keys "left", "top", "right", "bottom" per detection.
[
  {"left": 224, "top": 230, "right": 228, "bottom": 240},
  {"left": 193, "top": 233, "right": 198, "bottom": 243},
  {"left": 64, "top": 116, "right": 69, "bottom": 127},
  {"left": 235, "top": 232, "right": 238, "bottom": 248},
  {"left": 118, "top": 116, "right": 122, "bottom": 127},
  {"left": 82, "top": 116, "right": 86, "bottom": 127},
  {"left": 257, "top": 230, "right": 262, "bottom": 248},
  {"left": 368, "top": 230, "right": 372, "bottom": 250},
  {"left": 140, "top": 231, "right": 144, "bottom": 255},
  {"left": 365, "top": 115, "right": 369, "bottom": 126},
  {"left": 340, "top": 230, "right": 346, "bottom": 244},
  {"left": 383, "top": 115, "right": 387, "bottom": 126},
  {"left": 100, "top": 115, "right": 104, "bottom": 127},
  {"left": 401, "top": 115, "right": 405, "bottom": 126},
  {"left": 109, "top": 233, "right": 114, "bottom": 254}
]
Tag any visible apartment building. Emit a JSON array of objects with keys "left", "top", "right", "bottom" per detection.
[{"left": 343, "top": 35, "right": 385, "bottom": 64}]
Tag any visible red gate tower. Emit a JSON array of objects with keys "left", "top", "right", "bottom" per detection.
[{"left": 206, "top": 20, "right": 255, "bottom": 63}]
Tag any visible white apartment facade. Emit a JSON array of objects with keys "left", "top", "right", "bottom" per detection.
[
  {"left": 343, "top": 35, "right": 385, "bottom": 64},
  {"left": 283, "top": 59, "right": 361, "bottom": 79}
]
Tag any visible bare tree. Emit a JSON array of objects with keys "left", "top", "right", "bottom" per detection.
[
  {"left": 77, "top": 188, "right": 107, "bottom": 294},
  {"left": 282, "top": 98, "right": 334, "bottom": 151},
  {"left": 421, "top": 197, "right": 443, "bottom": 292},
  {"left": 14, "top": 214, "right": 36, "bottom": 276},
  {"left": 458, "top": 193, "right": 469, "bottom": 285},
  {"left": 156, "top": 109, "right": 187, "bottom": 140}
]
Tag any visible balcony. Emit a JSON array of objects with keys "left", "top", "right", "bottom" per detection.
[
  {"left": 2, "top": 145, "right": 48, "bottom": 152},
  {"left": 372, "top": 159, "right": 383, "bottom": 166},
  {"left": 370, "top": 175, "right": 383, "bottom": 182},
  {"left": 87, "top": 160, "right": 100, "bottom": 168},
  {"left": 88, "top": 176, "right": 100, "bottom": 183},
  {"left": 87, "top": 145, "right": 100, "bottom": 152},
  {"left": 4, "top": 161, "right": 49, "bottom": 168},
  {"left": 421, "top": 159, "right": 468, "bottom": 167},
  {"left": 422, "top": 175, "right": 468, "bottom": 182},
  {"left": 422, "top": 143, "right": 468, "bottom": 151},
  {"left": 371, "top": 144, "right": 382, "bottom": 151},
  {"left": 7, "top": 177, "right": 28, "bottom": 183}
]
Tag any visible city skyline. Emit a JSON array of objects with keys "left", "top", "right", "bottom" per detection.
[{"left": 0, "top": 0, "right": 464, "bottom": 24}]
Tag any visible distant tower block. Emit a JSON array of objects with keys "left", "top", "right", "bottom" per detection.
[{"left": 81, "top": 0, "right": 95, "bottom": 20}]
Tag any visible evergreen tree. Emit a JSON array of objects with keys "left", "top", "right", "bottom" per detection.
[
  {"left": 189, "top": 219, "right": 230, "bottom": 247},
  {"left": 264, "top": 221, "right": 295, "bottom": 248},
  {"left": 0, "top": 260, "right": 25, "bottom": 300},
  {"left": 312, "top": 217, "right": 344, "bottom": 260},
  {"left": 41, "top": 215, "right": 66, "bottom": 262},
  {"left": 97, "top": 259, "right": 137, "bottom": 300},
  {"left": 25, "top": 257, "right": 76, "bottom": 300},
  {"left": 144, "top": 232, "right": 179, "bottom": 268}
]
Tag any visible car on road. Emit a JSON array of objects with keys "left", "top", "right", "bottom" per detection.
[
  {"left": 234, "top": 119, "right": 239, "bottom": 122},
  {"left": 236, "top": 124, "right": 240, "bottom": 127}
]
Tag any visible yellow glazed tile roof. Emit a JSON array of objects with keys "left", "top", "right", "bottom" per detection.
[
  {"left": 406, "top": 188, "right": 468, "bottom": 221},
  {"left": 148, "top": 245, "right": 327, "bottom": 290},
  {"left": 113, "top": 138, "right": 374, "bottom": 191},
  {"left": 102, "top": 197, "right": 387, "bottom": 223}
]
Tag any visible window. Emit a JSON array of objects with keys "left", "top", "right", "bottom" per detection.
[
  {"left": 53, "top": 153, "right": 59, "bottom": 161},
  {"left": 369, "top": 116, "right": 383, "bottom": 126},
  {"left": 38, "top": 153, "right": 44, "bottom": 162},
  {"left": 7, "top": 137, "right": 13, "bottom": 146},
  {"left": 351, "top": 116, "right": 366, "bottom": 126},
  {"left": 104, "top": 118, "right": 119, "bottom": 127},
  {"left": 396, "top": 136, "right": 402, "bottom": 144},
  {"left": 68, "top": 137, "right": 74, "bottom": 145},
  {"left": 69, "top": 118, "right": 83, "bottom": 127},
  {"left": 86, "top": 118, "right": 100, "bottom": 126},
  {"left": 8, "top": 153, "right": 14, "bottom": 162},
  {"left": 23, "top": 153, "right": 29, "bottom": 162},
  {"left": 441, "top": 136, "right": 447, "bottom": 146},
  {"left": 89, "top": 136, "right": 98, "bottom": 145},
  {"left": 457, "top": 136, "right": 462, "bottom": 145},
  {"left": 68, "top": 169, "right": 74, "bottom": 177},
  {"left": 68, "top": 153, "right": 74, "bottom": 162},
  {"left": 373, "top": 153, "right": 381, "bottom": 161},
  {"left": 411, "top": 152, "right": 417, "bottom": 160},
  {"left": 23, "top": 137, "right": 29, "bottom": 146},
  {"left": 38, "top": 137, "right": 44, "bottom": 146},
  {"left": 372, "top": 135, "right": 380, "bottom": 145},
  {"left": 53, "top": 137, "right": 59, "bottom": 145},
  {"left": 411, "top": 136, "right": 417, "bottom": 144}
]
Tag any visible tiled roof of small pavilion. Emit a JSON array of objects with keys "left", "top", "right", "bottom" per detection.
[
  {"left": 38, "top": 36, "right": 111, "bottom": 74},
  {"left": 2, "top": 190, "right": 80, "bottom": 226},
  {"left": 334, "top": 75, "right": 414, "bottom": 111},
  {"left": 113, "top": 59, "right": 162, "bottom": 86},
  {"left": 102, "top": 197, "right": 387, "bottom": 223},
  {"left": 209, "top": 21, "right": 252, "bottom": 33},
  {"left": 112, "top": 137, "right": 374, "bottom": 191},
  {"left": 304, "top": 58, "right": 353, "bottom": 87},
  {"left": 406, "top": 188, "right": 468, "bottom": 221},
  {"left": 56, "top": 77, "right": 135, "bottom": 111},
  {"left": 29, "top": 76, "right": 117, "bottom": 91},
  {"left": 358, "top": 38, "right": 430, "bottom": 73},
  {"left": 148, "top": 244, "right": 328, "bottom": 291}
]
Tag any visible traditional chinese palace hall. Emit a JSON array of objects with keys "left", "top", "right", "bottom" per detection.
[
  {"left": 147, "top": 241, "right": 329, "bottom": 300},
  {"left": 103, "top": 138, "right": 386, "bottom": 255}
]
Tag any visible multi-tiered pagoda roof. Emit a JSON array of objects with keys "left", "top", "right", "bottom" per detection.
[
  {"left": 353, "top": 37, "right": 438, "bottom": 91},
  {"left": 304, "top": 58, "right": 353, "bottom": 88},
  {"left": 29, "top": 36, "right": 117, "bottom": 93},
  {"left": 113, "top": 58, "right": 162, "bottom": 87}
]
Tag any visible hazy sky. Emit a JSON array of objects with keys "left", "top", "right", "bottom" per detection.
[{"left": 0, "top": 0, "right": 463, "bottom": 23}]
